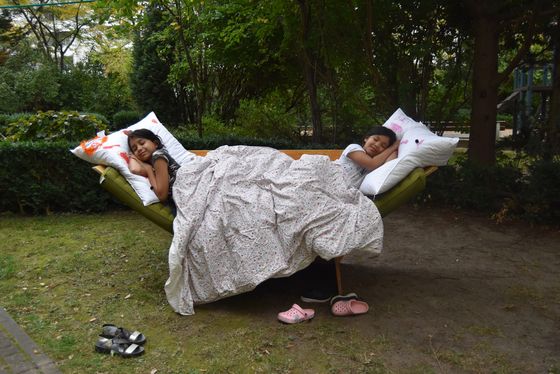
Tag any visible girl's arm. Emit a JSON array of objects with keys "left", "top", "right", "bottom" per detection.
[
  {"left": 348, "top": 141, "right": 400, "bottom": 171},
  {"left": 144, "top": 158, "right": 170, "bottom": 202},
  {"left": 128, "top": 156, "right": 148, "bottom": 177}
]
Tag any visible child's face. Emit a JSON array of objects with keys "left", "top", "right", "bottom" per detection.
[
  {"left": 363, "top": 135, "right": 391, "bottom": 157},
  {"left": 129, "top": 137, "right": 158, "bottom": 162}
]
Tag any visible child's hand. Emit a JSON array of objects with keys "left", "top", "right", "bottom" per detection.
[
  {"left": 128, "top": 155, "right": 150, "bottom": 177},
  {"left": 387, "top": 149, "right": 398, "bottom": 161}
]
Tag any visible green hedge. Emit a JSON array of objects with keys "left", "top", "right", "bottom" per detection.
[
  {"left": 0, "top": 135, "right": 334, "bottom": 214},
  {"left": 173, "top": 133, "right": 339, "bottom": 150},
  {"left": 7, "top": 137, "right": 556, "bottom": 224},
  {"left": 3, "top": 111, "right": 108, "bottom": 142},
  {"left": 419, "top": 153, "right": 560, "bottom": 225},
  {"left": 0, "top": 141, "right": 115, "bottom": 214}
]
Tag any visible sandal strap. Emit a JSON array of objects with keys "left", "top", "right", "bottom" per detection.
[
  {"left": 291, "top": 304, "right": 308, "bottom": 317},
  {"left": 125, "top": 344, "right": 139, "bottom": 354}
]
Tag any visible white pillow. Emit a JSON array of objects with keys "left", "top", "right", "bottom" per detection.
[
  {"left": 382, "top": 108, "right": 424, "bottom": 140},
  {"left": 71, "top": 112, "right": 195, "bottom": 206},
  {"left": 127, "top": 113, "right": 195, "bottom": 166},
  {"left": 397, "top": 124, "right": 459, "bottom": 166},
  {"left": 359, "top": 108, "right": 458, "bottom": 196},
  {"left": 359, "top": 155, "right": 418, "bottom": 195}
]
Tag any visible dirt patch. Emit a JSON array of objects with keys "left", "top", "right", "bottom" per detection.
[
  {"left": 213, "top": 205, "right": 560, "bottom": 372},
  {"left": 332, "top": 206, "right": 560, "bottom": 372}
]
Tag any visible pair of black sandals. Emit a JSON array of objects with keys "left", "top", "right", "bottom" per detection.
[{"left": 94, "top": 324, "right": 146, "bottom": 358}]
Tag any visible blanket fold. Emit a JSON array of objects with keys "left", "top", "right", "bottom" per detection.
[{"left": 165, "top": 146, "right": 383, "bottom": 315}]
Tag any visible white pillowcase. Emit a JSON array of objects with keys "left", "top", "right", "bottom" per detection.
[
  {"left": 71, "top": 112, "right": 195, "bottom": 205},
  {"left": 359, "top": 108, "right": 458, "bottom": 196},
  {"left": 397, "top": 125, "right": 459, "bottom": 166},
  {"left": 359, "top": 155, "right": 418, "bottom": 196},
  {"left": 382, "top": 108, "right": 425, "bottom": 140}
]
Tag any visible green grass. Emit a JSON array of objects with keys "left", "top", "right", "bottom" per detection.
[
  {"left": 0, "top": 211, "right": 397, "bottom": 373},
  {"left": 1, "top": 211, "right": 555, "bottom": 373}
]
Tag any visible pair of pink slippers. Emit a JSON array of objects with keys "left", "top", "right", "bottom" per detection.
[{"left": 277, "top": 294, "right": 369, "bottom": 323}]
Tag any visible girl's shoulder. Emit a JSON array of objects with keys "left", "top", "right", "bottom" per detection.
[
  {"left": 153, "top": 147, "right": 180, "bottom": 168},
  {"left": 152, "top": 147, "right": 172, "bottom": 162},
  {"left": 341, "top": 143, "right": 365, "bottom": 156}
]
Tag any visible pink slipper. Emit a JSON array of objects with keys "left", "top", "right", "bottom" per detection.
[
  {"left": 331, "top": 299, "right": 369, "bottom": 316},
  {"left": 277, "top": 304, "right": 315, "bottom": 324}
]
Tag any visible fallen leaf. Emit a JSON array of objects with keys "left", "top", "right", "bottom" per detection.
[
  {"left": 124, "top": 294, "right": 131, "bottom": 299},
  {"left": 89, "top": 317, "right": 97, "bottom": 322}
]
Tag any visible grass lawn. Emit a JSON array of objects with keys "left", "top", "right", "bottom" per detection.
[
  {"left": 1, "top": 209, "right": 559, "bottom": 373},
  {"left": 0, "top": 211, "right": 391, "bottom": 373}
]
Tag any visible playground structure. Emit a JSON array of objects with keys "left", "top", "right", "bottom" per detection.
[{"left": 498, "top": 63, "right": 554, "bottom": 138}]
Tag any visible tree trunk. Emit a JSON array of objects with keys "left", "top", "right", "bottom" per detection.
[
  {"left": 297, "top": 0, "right": 323, "bottom": 143},
  {"left": 468, "top": 15, "right": 499, "bottom": 165},
  {"left": 543, "top": 24, "right": 560, "bottom": 160}
]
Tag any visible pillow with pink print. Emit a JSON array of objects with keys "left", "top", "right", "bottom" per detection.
[
  {"left": 397, "top": 124, "right": 459, "bottom": 166},
  {"left": 71, "top": 112, "right": 195, "bottom": 206},
  {"left": 359, "top": 109, "right": 458, "bottom": 196},
  {"left": 382, "top": 108, "right": 424, "bottom": 140}
]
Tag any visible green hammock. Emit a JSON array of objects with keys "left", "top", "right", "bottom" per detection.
[{"left": 93, "top": 150, "right": 437, "bottom": 294}]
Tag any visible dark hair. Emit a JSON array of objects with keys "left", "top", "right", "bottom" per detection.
[
  {"left": 363, "top": 126, "right": 397, "bottom": 146},
  {"left": 127, "top": 129, "right": 163, "bottom": 150}
]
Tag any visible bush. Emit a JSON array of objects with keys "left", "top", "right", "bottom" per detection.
[
  {"left": 0, "top": 135, "right": 333, "bottom": 215},
  {"left": 112, "top": 110, "right": 141, "bottom": 130},
  {"left": 173, "top": 132, "right": 297, "bottom": 150},
  {"left": 0, "top": 113, "right": 30, "bottom": 138},
  {"left": 422, "top": 153, "right": 522, "bottom": 212},
  {"left": 4, "top": 111, "right": 109, "bottom": 142},
  {"left": 235, "top": 91, "right": 300, "bottom": 141},
  {"left": 172, "top": 130, "right": 339, "bottom": 150},
  {"left": 0, "top": 141, "right": 116, "bottom": 214},
  {"left": 421, "top": 152, "right": 560, "bottom": 225},
  {"left": 520, "top": 159, "right": 560, "bottom": 223}
]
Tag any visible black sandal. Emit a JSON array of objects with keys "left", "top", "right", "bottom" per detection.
[
  {"left": 94, "top": 337, "right": 144, "bottom": 357},
  {"left": 100, "top": 324, "right": 146, "bottom": 345}
]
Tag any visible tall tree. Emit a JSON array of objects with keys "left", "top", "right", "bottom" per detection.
[
  {"left": 3, "top": 0, "right": 96, "bottom": 72},
  {"left": 130, "top": 5, "right": 185, "bottom": 126},
  {"left": 296, "top": 0, "right": 323, "bottom": 143},
  {"left": 543, "top": 18, "right": 560, "bottom": 159},
  {"left": 465, "top": 0, "right": 559, "bottom": 165}
]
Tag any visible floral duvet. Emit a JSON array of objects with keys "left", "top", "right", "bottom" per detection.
[{"left": 164, "top": 146, "right": 383, "bottom": 315}]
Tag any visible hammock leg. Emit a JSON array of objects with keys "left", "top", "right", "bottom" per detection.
[{"left": 335, "top": 256, "right": 343, "bottom": 295}]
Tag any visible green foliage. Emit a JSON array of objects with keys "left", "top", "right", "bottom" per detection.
[
  {"left": 423, "top": 153, "right": 522, "bottom": 212},
  {"left": 130, "top": 6, "right": 185, "bottom": 126},
  {"left": 173, "top": 132, "right": 297, "bottom": 150},
  {"left": 235, "top": 91, "right": 300, "bottom": 141},
  {"left": 0, "top": 113, "right": 28, "bottom": 138},
  {"left": 421, "top": 152, "right": 560, "bottom": 224},
  {"left": 0, "top": 141, "right": 115, "bottom": 214},
  {"left": 520, "top": 159, "right": 560, "bottom": 223},
  {"left": 5, "top": 111, "right": 108, "bottom": 142},
  {"left": 58, "top": 58, "right": 136, "bottom": 121},
  {"left": 0, "top": 42, "right": 62, "bottom": 113},
  {"left": 112, "top": 110, "right": 141, "bottom": 130},
  {"left": 0, "top": 135, "right": 330, "bottom": 215}
]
